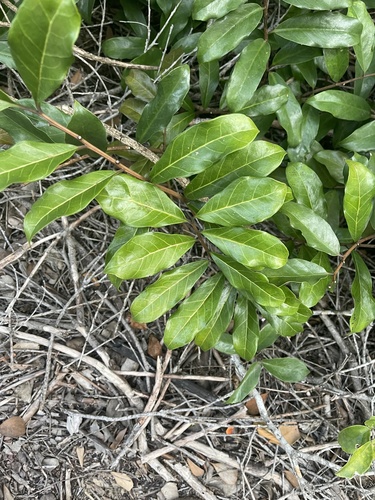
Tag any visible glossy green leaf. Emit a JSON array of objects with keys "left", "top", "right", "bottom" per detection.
[
  {"left": 119, "top": 98, "right": 145, "bottom": 123},
  {"left": 120, "top": 0, "right": 147, "bottom": 37},
  {"left": 130, "top": 260, "right": 208, "bottom": 323},
  {"left": 185, "top": 140, "right": 286, "bottom": 200},
  {"left": 199, "top": 60, "right": 220, "bottom": 108},
  {"left": 76, "top": 0, "right": 95, "bottom": 23},
  {"left": 272, "top": 44, "right": 322, "bottom": 66},
  {"left": 261, "top": 357, "right": 309, "bottom": 383},
  {"left": 0, "top": 42, "right": 16, "bottom": 69},
  {"left": 165, "top": 112, "right": 195, "bottom": 145},
  {"left": 286, "top": 162, "right": 327, "bottom": 219},
  {"left": 136, "top": 65, "right": 190, "bottom": 143},
  {"left": 274, "top": 12, "right": 362, "bottom": 49},
  {"left": 66, "top": 101, "right": 108, "bottom": 152},
  {"left": 257, "top": 324, "right": 279, "bottom": 351},
  {"left": 195, "top": 285, "right": 236, "bottom": 350},
  {"left": 314, "top": 150, "right": 347, "bottom": 184},
  {"left": 280, "top": 202, "right": 341, "bottom": 255},
  {"left": 105, "top": 233, "right": 195, "bottom": 280},
  {"left": 124, "top": 69, "right": 156, "bottom": 102},
  {"left": 242, "top": 84, "right": 289, "bottom": 117},
  {"left": 0, "top": 141, "right": 77, "bottom": 192},
  {"left": 344, "top": 160, "right": 375, "bottom": 241},
  {"left": 338, "top": 425, "right": 371, "bottom": 454},
  {"left": 8, "top": 0, "right": 80, "bottom": 104},
  {"left": 101, "top": 37, "right": 146, "bottom": 59},
  {"left": 197, "top": 4, "right": 263, "bottom": 62},
  {"left": 348, "top": 0, "right": 375, "bottom": 72},
  {"left": 24, "top": 171, "right": 114, "bottom": 241},
  {"left": 306, "top": 91, "right": 371, "bottom": 121},
  {"left": 282, "top": 0, "right": 351, "bottom": 8},
  {"left": 232, "top": 296, "right": 259, "bottom": 361},
  {"left": 96, "top": 174, "right": 186, "bottom": 228},
  {"left": 150, "top": 114, "right": 258, "bottom": 183},
  {"left": 215, "top": 333, "right": 237, "bottom": 355},
  {"left": 336, "top": 441, "right": 374, "bottom": 478},
  {"left": 164, "top": 273, "right": 225, "bottom": 349},
  {"left": 299, "top": 252, "right": 332, "bottom": 307},
  {"left": 339, "top": 121, "right": 375, "bottom": 152},
  {"left": 265, "top": 287, "right": 301, "bottom": 317},
  {"left": 193, "top": 0, "right": 247, "bottom": 20},
  {"left": 323, "top": 48, "right": 349, "bottom": 82},
  {"left": 227, "top": 39, "right": 270, "bottom": 112},
  {"left": 158, "top": 0, "right": 193, "bottom": 48},
  {"left": 212, "top": 253, "right": 286, "bottom": 308},
  {"left": 226, "top": 362, "right": 262, "bottom": 404},
  {"left": 203, "top": 227, "right": 289, "bottom": 269},
  {"left": 350, "top": 252, "right": 375, "bottom": 333},
  {"left": 0, "top": 108, "right": 55, "bottom": 143},
  {"left": 196, "top": 176, "right": 287, "bottom": 226},
  {"left": 263, "top": 258, "right": 330, "bottom": 286}
]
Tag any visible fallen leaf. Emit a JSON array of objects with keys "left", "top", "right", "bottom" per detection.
[
  {"left": 111, "top": 471, "right": 134, "bottom": 492},
  {"left": 257, "top": 426, "right": 279, "bottom": 444},
  {"left": 0, "top": 416, "right": 26, "bottom": 438},
  {"left": 257, "top": 423, "right": 301, "bottom": 445},
  {"left": 245, "top": 392, "right": 268, "bottom": 415},
  {"left": 76, "top": 446, "right": 85, "bottom": 467},
  {"left": 284, "top": 469, "right": 300, "bottom": 488},
  {"left": 127, "top": 314, "right": 147, "bottom": 331},
  {"left": 70, "top": 69, "right": 82, "bottom": 85},
  {"left": 3, "top": 484, "right": 14, "bottom": 500},
  {"left": 226, "top": 426, "right": 235, "bottom": 435},
  {"left": 187, "top": 457, "right": 205, "bottom": 477},
  {"left": 110, "top": 428, "right": 127, "bottom": 450},
  {"left": 212, "top": 462, "right": 238, "bottom": 485},
  {"left": 147, "top": 333, "right": 163, "bottom": 359}
]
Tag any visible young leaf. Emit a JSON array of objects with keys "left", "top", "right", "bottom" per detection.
[
  {"left": 339, "top": 121, "right": 375, "bottom": 152},
  {"left": 196, "top": 176, "right": 287, "bottom": 226},
  {"left": 164, "top": 273, "right": 225, "bottom": 349},
  {"left": 338, "top": 425, "right": 371, "bottom": 454},
  {"left": 336, "top": 441, "right": 374, "bottom": 478},
  {"left": 105, "top": 233, "right": 195, "bottom": 280},
  {"left": 227, "top": 39, "right": 271, "bottom": 112},
  {"left": 203, "top": 227, "right": 289, "bottom": 269},
  {"left": 193, "top": 0, "right": 247, "bottom": 21},
  {"left": 226, "top": 362, "right": 262, "bottom": 404},
  {"left": 136, "top": 65, "right": 190, "bottom": 143},
  {"left": 130, "top": 260, "right": 208, "bottom": 323},
  {"left": 306, "top": 90, "right": 371, "bottom": 121},
  {"left": 280, "top": 202, "right": 341, "bottom": 255},
  {"left": 232, "top": 296, "right": 259, "bottom": 361},
  {"left": 212, "top": 253, "right": 286, "bottom": 308},
  {"left": 343, "top": 160, "right": 375, "bottom": 241},
  {"left": 197, "top": 4, "right": 263, "bottom": 62},
  {"left": 66, "top": 101, "right": 108, "bottom": 152},
  {"left": 24, "top": 171, "right": 114, "bottom": 240},
  {"left": 350, "top": 252, "right": 375, "bottom": 333},
  {"left": 286, "top": 163, "right": 327, "bottom": 219},
  {"left": 0, "top": 141, "right": 77, "bottom": 192},
  {"left": 261, "top": 358, "right": 309, "bottom": 383},
  {"left": 150, "top": 114, "right": 258, "bottom": 183},
  {"left": 96, "top": 174, "right": 186, "bottom": 228},
  {"left": 8, "top": 0, "right": 80, "bottom": 104},
  {"left": 274, "top": 12, "right": 361, "bottom": 49},
  {"left": 199, "top": 60, "right": 220, "bottom": 108},
  {"left": 195, "top": 285, "right": 236, "bottom": 350},
  {"left": 263, "top": 259, "right": 330, "bottom": 285},
  {"left": 185, "top": 140, "right": 286, "bottom": 200},
  {"left": 242, "top": 84, "right": 289, "bottom": 117}
]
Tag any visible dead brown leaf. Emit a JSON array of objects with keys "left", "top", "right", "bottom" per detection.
[
  {"left": 187, "top": 457, "right": 204, "bottom": 477},
  {"left": 0, "top": 416, "right": 26, "bottom": 438},
  {"left": 212, "top": 462, "right": 238, "bottom": 485},
  {"left": 76, "top": 446, "right": 85, "bottom": 467},
  {"left": 3, "top": 484, "right": 14, "bottom": 500},
  {"left": 284, "top": 469, "right": 300, "bottom": 488},
  {"left": 110, "top": 471, "right": 134, "bottom": 492},
  {"left": 147, "top": 333, "right": 163, "bottom": 358},
  {"left": 245, "top": 392, "right": 268, "bottom": 415},
  {"left": 257, "top": 423, "right": 301, "bottom": 446}
]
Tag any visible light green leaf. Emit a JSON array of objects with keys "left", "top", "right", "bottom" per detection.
[
  {"left": 232, "top": 296, "right": 259, "bottom": 361},
  {"left": 215, "top": 333, "right": 237, "bottom": 355},
  {"left": 336, "top": 441, "right": 374, "bottom": 478},
  {"left": 24, "top": 171, "right": 114, "bottom": 240},
  {"left": 0, "top": 141, "right": 77, "bottom": 192},
  {"left": 203, "top": 227, "right": 289, "bottom": 269},
  {"left": 350, "top": 252, "right": 375, "bottom": 333},
  {"left": 199, "top": 60, "right": 220, "bottom": 108},
  {"left": 150, "top": 114, "right": 258, "bottom": 183},
  {"left": 226, "top": 362, "right": 262, "bottom": 404},
  {"left": 130, "top": 260, "right": 208, "bottom": 323},
  {"left": 242, "top": 84, "right": 289, "bottom": 117},
  {"left": 164, "top": 273, "right": 225, "bottom": 349},
  {"left": 124, "top": 69, "right": 156, "bottom": 102},
  {"left": 265, "top": 286, "right": 301, "bottom": 317},
  {"left": 314, "top": 150, "right": 347, "bottom": 184},
  {"left": 96, "top": 174, "right": 186, "bottom": 228},
  {"left": 323, "top": 48, "right": 349, "bottom": 82},
  {"left": 286, "top": 162, "right": 327, "bottom": 219},
  {"left": 348, "top": 0, "right": 375, "bottom": 72},
  {"left": 263, "top": 258, "right": 330, "bottom": 285},
  {"left": 227, "top": 39, "right": 270, "bottom": 112},
  {"left": 344, "top": 160, "right": 375, "bottom": 241},
  {"left": 306, "top": 90, "right": 371, "bottom": 121},
  {"left": 212, "top": 253, "right": 286, "bottom": 308},
  {"left": 196, "top": 176, "right": 287, "bottom": 226},
  {"left": 66, "top": 101, "right": 108, "bottom": 152},
  {"left": 365, "top": 417, "right": 375, "bottom": 429},
  {"left": 339, "top": 121, "right": 375, "bottom": 152},
  {"left": 299, "top": 252, "right": 332, "bottom": 307},
  {"left": 282, "top": 0, "right": 351, "bottom": 8},
  {"left": 280, "top": 202, "right": 341, "bottom": 255},
  {"left": 338, "top": 425, "right": 371, "bottom": 454},
  {"left": 261, "top": 357, "right": 309, "bottom": 383},
  {"left": 274, "top": 12, "right": 362, "bottom": 49},
  {"left": 197, "top": 4, "right": 263, "bottom": 62},
  {"left": 193, "top": 0, "right": 247, "bottom": 20},
  {"left": 185, "top": 140, "right": 286, "bottom": 200},
  {"left": 136, "top": 65, "right": 190, "bottom": 143},
  {"left": 195, "top": 285, "right": 236, "bottom": 350},
  {"left": 105, "top": 233, "right": 195, "bottom": 280},
  {"left": 8, "top": 0, "right": 80, "bottom": 104}
]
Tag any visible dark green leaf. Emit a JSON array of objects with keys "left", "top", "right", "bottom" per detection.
[
  {"left": 0, "top": 141, "right": 77, "bottom": 192},
  {"left": 242, "top": 84, "right": 289, "bottom": 117},
  {"left": 131, "top": 260, "right": 208, "bottom": 323},
  {"left": 336, "top": 441, "right": 374, "bottom": 478},
  {"left": 274, "top": 12, "right": 362, "bottom": 49},
  {"left": 263, "top": 258, "right": 330, "bottom": 285},
  {"left": 124, "top": 70, "right": 156, "bottom": 102},
  {"left": 282, "top": 0, "right": 351, "bottom": 8},
  {"left": 0, "top": 108, "right": 55, "bottom": 143},
  {"left": 76, "top": 0, "right": 95, "bottom": 23},
  {"left": 350, "top": 252, "right": 375, "bottom": 333},
  {"left": 199, "top": 60, "right": 220, "bottom": 108},
  {"left": 96, "top": 174, "right": 186, "bottom": 228},
  {"left": 158, "top": 0, "right": 193, "bottom": 48},
  {"left": 286, "top": 162, "right": 327, "bottom": 218},
  {"left": 164, "top": 273, "right": 225, "bottom": 349},
  {"left": 261, "top": 357, "right": 309, "bottom": 383},
  {"left": 197, "top": 4, "right": 263, "bottom": 62},
  {"left": 101, "top": 37, "right": 146, "bottom": 59},
  {"left": 306, "top": 90, "right": 371, "bottom": 121},
  {"left": 105, "top": 233, "right": 195, "bottom": 280},
  {"left": 338, "top": 425, "right": 371, "bottom": 454},
  {"left": 119, "top": 98, "right": 145, "bottom": 123},
  {"left": 193, "top": 0, "right": 247, "bottom": 20},
  {"left": 137, "top": 65, "right": 190, "bottom": 143},
  {"left": 257, "top": 324, "right": 279, "bottom": 351},
  {"left": 66, "top": 101, "right": 108, "bottom": 152},
  {"left": 0, "top": 41, "right": 16, "bottom": 69},
  {"left": 314, "top": 150, "right": 347, "bottom": 184},
  {"left": 150, "top": 114, "right": 258, "bottom": 183},
  {"left": 272, "top": 44, "right": 322, "bottom": 66},
  {"left": 165, "top": 112, "right": 195, "bottom": 145},
  {"left": 226, "top": 362, "right": 262, "bottom": 404},
  {"left": 8, "top": 0, "right": 80, "bottom": 104},
  {"left": 24, "top": 171, "right": 114, "bottom": 240},
  {"left": 196, "top": 177, "right": 288, "bottom": 226},
  {"left": 339, "top": 121, "right": 375, "bottom": 151},
  {"left": 215, "top": 333, "right": 237, "bottom": 355},
  {"left": 232, "top": 296, "right": 259, "bottom": 361}
]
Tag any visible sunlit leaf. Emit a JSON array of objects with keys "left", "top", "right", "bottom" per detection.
[
  {"left": 306, "top": 90, "right": 371, "bottom": 121},
  {"left": 193, "top": 0, "right": 247, "bottom": 21},
  {"left": 338, "top": 425, "right": 370, "bottom": 454},
  {"left": 242, "top": 84, "right": 289, "bottom": 117},
  {"left": 336, "top": 441, "right": 374, "bottom": 478}
]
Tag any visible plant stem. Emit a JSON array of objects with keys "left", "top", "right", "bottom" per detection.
[{"left": 332, "top": 233, "right": 375, "bottom": 283}]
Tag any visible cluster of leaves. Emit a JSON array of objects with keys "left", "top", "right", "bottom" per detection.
[{"left": 1, "top": 0, "right": 375, "bottom": 423}]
